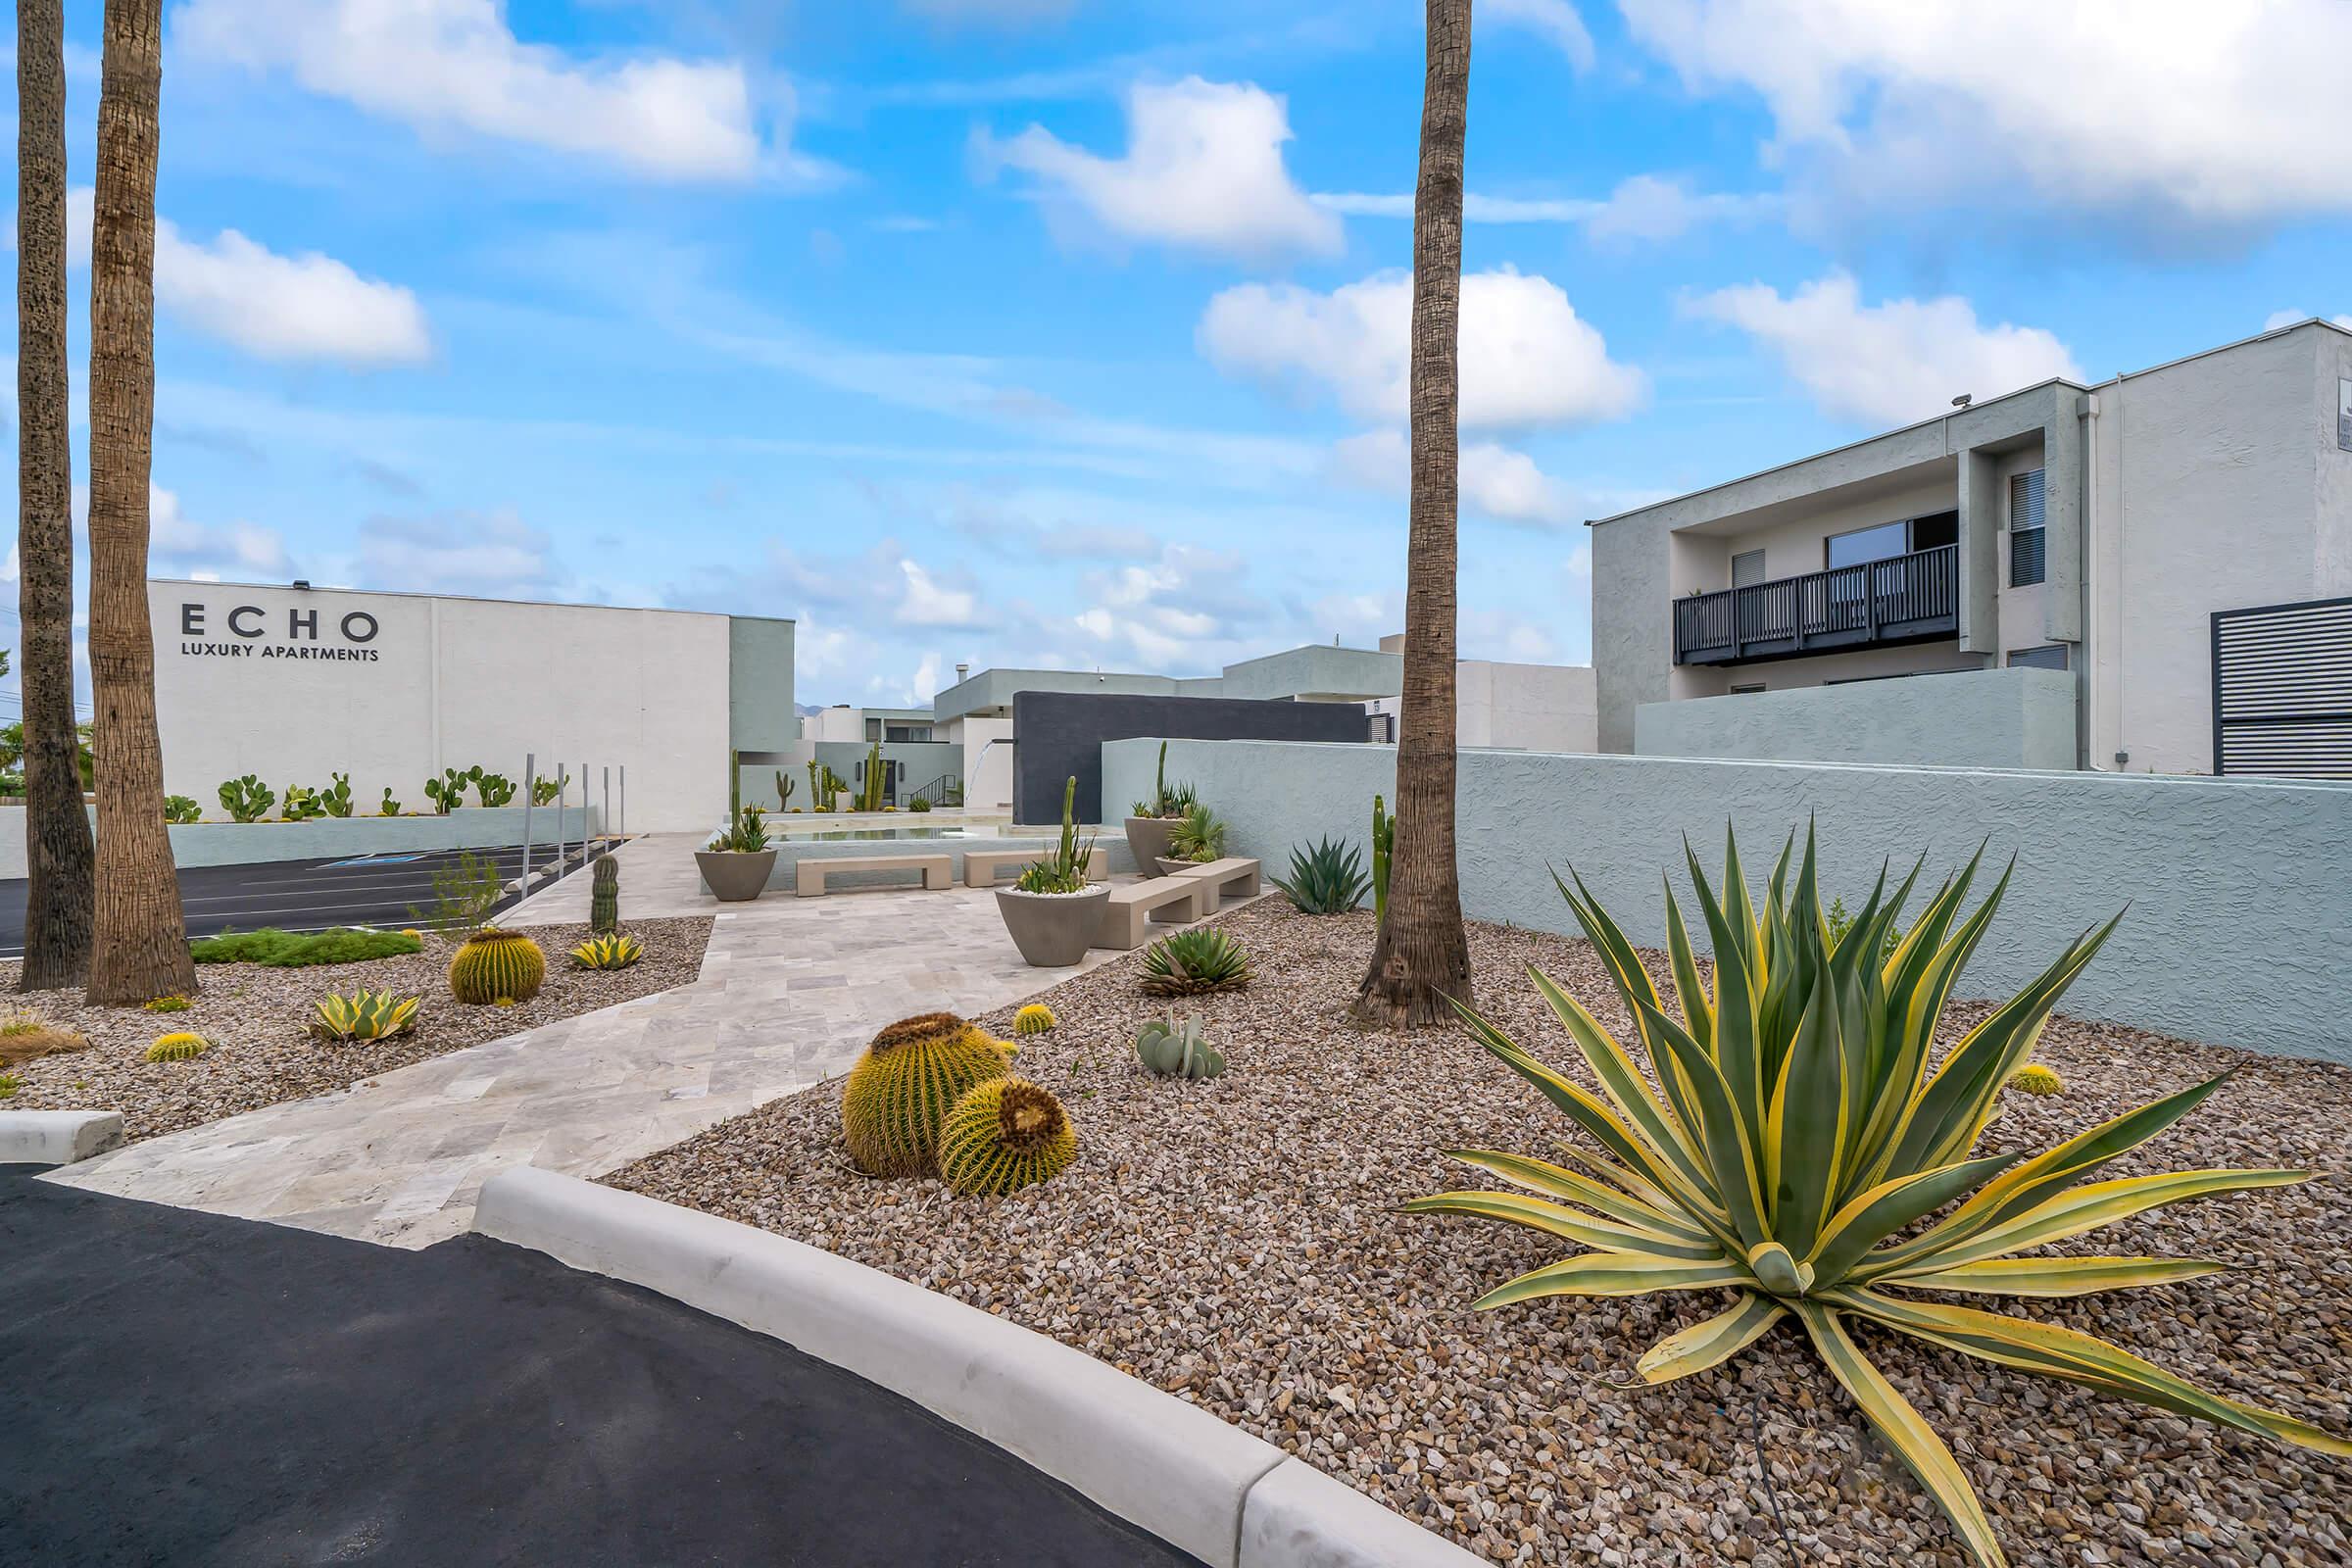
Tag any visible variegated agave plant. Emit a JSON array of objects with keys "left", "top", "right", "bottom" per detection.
[{"left": 1408, "top": 827, "right": 2348, "bottom": 1567}]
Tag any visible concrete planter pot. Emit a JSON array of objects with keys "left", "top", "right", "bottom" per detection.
[
  {"left": 1122, "top": 815, "right": 1178, "bottom": 877},
  {"left": 996, "top": 884, "right": 1110, "bottom": 967},
  {"left": 1155, "top": 856, "right": 1211, "bottom": 878},
  {"left": 695, "top": 849, "right": 777, "bottom": 903}
]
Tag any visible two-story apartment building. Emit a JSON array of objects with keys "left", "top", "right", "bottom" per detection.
[{"left": 1591, "top": 318, "right": 2352, "bottom": 776}]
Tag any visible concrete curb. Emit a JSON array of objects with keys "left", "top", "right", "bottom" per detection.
[
  {"left": 473, "top": 1166, "right": 1484, "bottom": 1568},
  {"left": 0, "top": 1110, "right": 125, "bottom": 1166}
]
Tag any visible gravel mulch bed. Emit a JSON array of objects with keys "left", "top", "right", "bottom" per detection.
[
  {"left": 607, "top": 901, "right": 2352, "bottom": 1567},
  {"left": 1, "top": 917, "right": 711, "bottom": 1142}
]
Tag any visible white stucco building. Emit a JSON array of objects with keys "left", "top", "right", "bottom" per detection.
[
  {"left": 151, "top": 581, "right": 796, "bottom": 832},
  {"left": 1592, "top": 318, "right": 2352, "bottom": 776}
]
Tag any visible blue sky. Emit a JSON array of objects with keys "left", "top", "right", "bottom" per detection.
[{"left": 7, "top": 0, "right": 2350, "bottom": 707}]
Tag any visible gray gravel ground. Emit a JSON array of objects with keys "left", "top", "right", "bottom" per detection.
[
  {"left": 607, "top": 901, "right": 2352, "bottom": 1567},
  {"left": 1, "top": 917, "right": 710, "bottom": 1141}
]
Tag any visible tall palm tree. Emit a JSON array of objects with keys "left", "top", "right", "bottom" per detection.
[
  {"left": 84, "top": 0, "right": 192, "bottom": 1004},
  {"left": 17, "top": 0, "right": 98, "bottom": 992},
  {"left": 1355, "top": 0, "right": 1474, "bottom": 1026}
]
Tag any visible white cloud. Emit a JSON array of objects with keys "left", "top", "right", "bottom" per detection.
[
  {"left": 1618, "top": 0, "right": 2352, "bottom": 228},
  {"left": 2266, "top": 309, "right": 2352, "bottom": 332},
  {"left": 1330, "top": 429, "right": 1583, "bottom": 527},
  {"left": 355, "top": 511, "right": 562, "bottom": 598},
  {"left": 174, "top": 0, "right": 767, "bottom": 181},
  {"left": 895, "top": 558, "right": 985, "bottom": 627},
  {"left": 1686, "top": 270, "right": 2083, "bottom": 427},
  {"left": 1314, "top": 174, "right": 1777, "bottom": 242},
  {"left": 1483, "top": 0, "right": 1595, "bottom": 71},
  {"left": 52, "top": 185, "right": 429, "bottom": 367},
  {"left": 1200, "top": 268, "right": 1644, "bottom": 431},
  {"left": 149, "top": 485, "right": 295, "bottom": 580},
  {"left": 1071, "top": 546, "right": 1258, "bottom": 671},
  {"left": 975, "top": 76, "right": 1341, "bottom": 261},
  {"left": 158, "top": 222, "right": 431, "bottom": 367}
]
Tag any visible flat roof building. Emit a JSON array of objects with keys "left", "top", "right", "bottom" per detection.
[{"left": 1592, "top": 318, "right": 2352, "bottom": 777}]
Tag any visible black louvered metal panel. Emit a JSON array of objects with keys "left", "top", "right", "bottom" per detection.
[{"left": 2211, "top": 596, "right": 2352, "bottom": 778}]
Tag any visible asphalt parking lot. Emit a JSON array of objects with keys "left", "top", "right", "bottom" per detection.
[{"left": 0, "top": 844, "right": 580, "bottom": 956}]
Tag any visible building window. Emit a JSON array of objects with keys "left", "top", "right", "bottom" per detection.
[
  {"left": 2009, "top": 469, "right": 2046, "bottom": 587},
  {"left": 2007, "top": 644, "right": 2067, "bottom": 671},
  {"left": 1826, "top": 519, "right": 1910, "bottom": 570},
  {"left": 1731, "top": 549, "right": 1767, "bottom": 588}
]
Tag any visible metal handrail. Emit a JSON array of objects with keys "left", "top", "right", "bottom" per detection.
[{"left": 1675, "top": 543, "right": 1959, "bottom": 662}]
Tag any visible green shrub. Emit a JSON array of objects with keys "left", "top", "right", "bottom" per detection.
[
  {"left": 1269, "top": 837, "right": 1371, "bottom": 914},
  {"left": 219, "top": 774, "right": 274, "bottom": 822},
  {"left": 190, "top": 927, "right": 424, "bottom": 967},
  {"left": 163, "top": 794, "right": 202, "bottom": 824}
]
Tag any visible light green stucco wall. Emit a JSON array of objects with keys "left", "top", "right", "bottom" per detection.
[{"left": 727, "top": 615, "right": 797, "bottom": 750}]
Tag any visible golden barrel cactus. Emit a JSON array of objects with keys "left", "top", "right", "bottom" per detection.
[
  {"left": 1012, "top": 1004, "right": 1056, "bottom": 1037},
  {"left": 448, "top": 928, "right": 546, "bottom": 1004},
  {"left": 937, "top": 1077, "right": 1076, "bottom": 1196},
  {"left": 841, "top": 1012, "right": 1012, "bottom": 1177}
]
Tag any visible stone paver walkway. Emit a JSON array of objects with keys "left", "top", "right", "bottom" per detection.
[{"left": 43, "top": 834, "right": 1137, "bottom": 1249}]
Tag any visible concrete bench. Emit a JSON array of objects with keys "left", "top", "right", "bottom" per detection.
[
  {"left": 795, "top": 854, "right": 955, "bottom": 897},
  {"left": 1177, "top": 857, "right": 1261, "bottom": 905},
  {"left": 961, "top": 846, "right": 1108, "bottom": 888},
  {"left": 1095, "top": 876, "right": 1212, "bottom": 951}
]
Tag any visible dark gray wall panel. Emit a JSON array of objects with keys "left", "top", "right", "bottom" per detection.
[{"left": 1012, "top": 692, "right": 1366, "bottom": 823}]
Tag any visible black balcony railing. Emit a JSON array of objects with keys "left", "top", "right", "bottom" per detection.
[{"left": 1674, "top": 543, "right": 1961, "bottom": 665}]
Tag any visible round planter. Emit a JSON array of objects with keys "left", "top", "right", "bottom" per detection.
[
  {"left": 996, "top": 884, "right": 1110, "bottom": 967},
  {"left": 1155, "top": 856, "right": 1211, "bottom": 878},
  {"left": 696, "top": 848, "right": 776, "bottom": 903},
  {"left": 1122, "top": 815, "right": 1178, "bottom": 877}
]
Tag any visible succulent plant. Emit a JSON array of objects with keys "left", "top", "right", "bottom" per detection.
[
  {"left": 218, "top": 774, "right": 274, "bottom": 823},
  {"left": 145, "top": 1031, "right": 213, "bottom": 1062},
  {"left": 1409, "top": 825, "right": 2350, "bottom": 1567},
  {"left": 1165, "top": 803, "right": 1227, "bottom": 864},
  {"left": 937, "top": 1076, "right": 1077, "bottom": 1196},
  {"left": 1132, "top": 1012, "right": 1225, "bottom": 1079},
  {"left": 1012, "top": 1004, "right": 1057, "bottom": 1036},
  {"left": 2006, "top": 1061, "right": 2064, "bottom": 1097},
  {"left": 423, "top": 767, "right": 468, "bottom": 814},
  {"left": 1140, "top": 927, "right": 1251, "bottom": 996},
  {"left": 708, "top": 803, "right": 770, "bottom": 855},
  {"left": 590, "top": 855, "right": 619, "bottom": 935},
  {"left": 569, "top": 933, "right": 644, "bottom": 970},
  {"left": 448, "top": 928, "right": 546, "bottom": 1004},
  {"left": 0, "top": 1073, "right": 18, "bottom": 1100},
  {"left": 312, "top": 989, "right": 420, "bottom": 1042},
  {"left": 320, "top": 772, "right": 355, "bottom": 817},
  {"left": 1371, "top": 795, "right": 1394, "bottom": 924},
  {"left": 163, "top": 794, "right": 202, "bottom": 824},
  {"left": 143, "top": 994, "right": 192, "bottom": 1012},
  {"left": 379, "top": 787, "right": 403, "bottom": 816},
  {"left": 279, "top": 783, "right": 325, "bottom": 821},
  {"left": 1013, "top": 777, "right": 1097, "bottom": 896},
  {"left": 840, "top": 1012, "right": 1013, "bottom": 1177},
  {"left": 1269, "top": 837, "right": 1372, "bottom": 915}
]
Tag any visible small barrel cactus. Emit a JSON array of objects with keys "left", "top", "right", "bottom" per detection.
[
  {"left": 2007, "top": 1061, "right": 2065, "bottom": 1096},
  {"left": 590, "top": 856, "right": 619, "bottom": 935},
  {"left": 1012, "top": 1004, "right": 1056, "bottom": 1037},
  {"left": 841, "top": 1012, "right": 1013, "bottom": 1177},
  {"left": 145, "top": 1031, "right": 213, "bottom": 1063},
  {"left": 937, "top": 1077, "right": 1077, "bottom": 1196},
  {"left": 1133, "top": 1013, "right": 1226, "bottom": 1079},
  {"left": 448, "top": 927, "right": 546, "bottom": 1004}
]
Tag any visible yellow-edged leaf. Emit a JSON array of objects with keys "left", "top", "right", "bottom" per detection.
[
  {"left": 1400, "top": 1191, "right": 1728, "bottom": 1261},
  {"left": 1792, "top": 1301, "right": 2007, "bottom": 1567},
  {"left": 1472, "top": 1252, "right": 1751, "bottom": 1309},
  {"left": 1632, "top": 1294, "right": 1787, "bottom": 1385},
  {"left": 1863, "top": 1168, "right": 2307, "bottom": 1282},
  {"left": 1890, "top": 1255, "right": 2225, "bottom": 1298},
  {"left": 1444, "top": 1150, "right": 1715, "bottom": 1245}
]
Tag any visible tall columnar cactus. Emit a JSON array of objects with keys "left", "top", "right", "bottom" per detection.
[
  {"left": 774, "top": 770, "right": 797, "bottom": 810},
  {"left": 808, "top": 759, "right": 824, "bottom": 813},
  {"left": 590, "top": 855, "right": 619, "bottom": 934},
  {"left": 937, "top": 1077, "right": 1077, "bottom": 1196},
  {"left": 859, "top": 740, "right": 886, "bottom": 811},
  {"left": 1371, "top": 794, "right": 1395, "bottom": 925},
  {"left": 840, "top": 1012, "right": 1013, "bottom": 1177},
  {"left": 448, "top": 928, "right": 546, "bottom": 1004}
]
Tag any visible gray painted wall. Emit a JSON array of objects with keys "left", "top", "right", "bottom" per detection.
[
  {"left": 1015, "top": 693, "right": 1367, "bottom": 824},
  {"left": 1102, "top": 738, "right": 2352, "bottom": 1062},
  {"left": 1634, "top": 667, "right": 2076, "bottom": 769},
  {"left": 811, "top": 740, "right": 961, "bottom": 808},
  {"left": 726, "top": 616, "right": 798, "bottom": 752}
]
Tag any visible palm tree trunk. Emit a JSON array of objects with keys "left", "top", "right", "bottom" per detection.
[
  {"left": 1354, "top": 0, "right": 1474, "bottom": 1027},
  {"left": 17, "top": 0, "right": 97, "bottom": 992},
  {"left": 84, "top": 0, "right": 192, "bottom": 1005}
]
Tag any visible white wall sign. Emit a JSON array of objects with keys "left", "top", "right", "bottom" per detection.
[
  {"left": 177, "top": 600, "right": 383, "bottom": 662},
  {"left": 2339, "top": 378, "right": 2351, "bottom": 453}
]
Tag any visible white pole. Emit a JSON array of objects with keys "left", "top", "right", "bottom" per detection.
[
  {"left": 618, "top": 764, "right": 626, "bottom": 836},
  {"left": 602, "top": 765, "right": 611, "bottom": 845},
  {"left": 520, "top": 753, "right": 536, "bottom": 889}
]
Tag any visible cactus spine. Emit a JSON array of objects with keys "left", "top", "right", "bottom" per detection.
[
  {"left": 1371, "top": 794, "right": 1394, "bottom": 925},
  {"left": 448, "top": 928, "right": 547, "bottom": 1004},
  {"left": 840, "top": 1012, "right": 1013, "bottom": 1177},
  {"left": 937, "top": 1077, "right": 1077, "bottom": 1196},
  {"left": 590, "top": 855, "right": 619, "bottom": 934}
]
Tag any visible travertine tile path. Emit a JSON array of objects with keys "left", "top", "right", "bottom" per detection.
[{"left": 43, "top": 834, "right": 1132, "bottom": 1249}]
